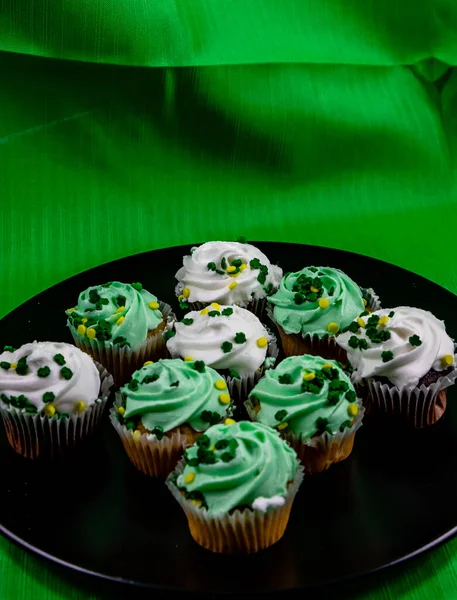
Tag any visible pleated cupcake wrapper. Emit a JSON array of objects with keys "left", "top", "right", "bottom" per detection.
[
  {"left": 110, "top": 392, "right": 197, "bottom": 478},
  {"left": 70, "top": 301, "right": 176, "bottom": 387},
  {"left": 0, "top": 362, "right": 113, "bottom": 460},
  {"left": 361, "top": 355, "right": 457, "bottom": 428},
  {"left": 244, "top": 400, "right": 365, "bottom": 474},
  {"left": 266, "top": 287, "right": 381, "bottom": 361},
  {"left": 181, "top": 297, "right": 269, "bottom": 320},
  {"left": 166, "top": 459, "right": 304, "bottom": 554}
]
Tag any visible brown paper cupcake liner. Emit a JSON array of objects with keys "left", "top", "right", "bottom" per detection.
[
  {"left": 166, "top": 459, "right": 304, "bottom": 554},
  {"left": 70, "top": 301, "right": 176, "bottom": 387},
  {"left": 0, "top": 362, "right": 113, "bottom": 459}
]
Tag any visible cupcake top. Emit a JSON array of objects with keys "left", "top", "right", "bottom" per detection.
[
  {"left": 175, "top": 241, "right": 282, "bottom": 306},
  {"left": 120, "top": 359, "right": 232, "bottom": 434},
  {"left": 166, "top": 304, "right": 273, "bottom": 375},
  {"left": 0, "top": 342, "right": 101, "bottom": 416},
  {"left": 176, "top": 420, "right": 298, "bottom": 516},
  {"left": 248, "top": 355, "right": 360, "bottom": 440},
  {"left": 337, "top": 307, "right": 456, "bottom": 390},
  {"left": 66, "top": 281, "right": 163, "bottom": 351},
  {"left": 268, "top": 266, "right": 365, "bottom": 337}
]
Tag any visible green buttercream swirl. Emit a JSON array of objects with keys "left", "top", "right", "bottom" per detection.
[
  {"left": 268, "top": 266, "right": 364, "bottom": 337},
  {"left": 177, "top": 421, "right": 298, "bottom": 516},
  {"left": 67, "top": 281, "right": 163, "bottom": 351},
  {"left": 249, "top": 355, "right": 360, "bottom": 440},
  {"left": 121, "top": 359, "right": 230, "bottom": 432}
]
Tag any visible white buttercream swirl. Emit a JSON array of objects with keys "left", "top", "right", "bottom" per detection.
[
  {"left": 166, "top": 305, "right": 272, "bottom": 375},
  {"left": 337, "top": 307, "right": 456, "bottom": 389},
  {"left": 175, "top": 241, "right": 282, "bottom": 306},
  {"left": 0, "top": 342, "right": 101, "bottom": 413}
]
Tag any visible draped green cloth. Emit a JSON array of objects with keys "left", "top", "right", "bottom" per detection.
[{"left": 1, "top": 2, "right": 457, "bottom": 598}]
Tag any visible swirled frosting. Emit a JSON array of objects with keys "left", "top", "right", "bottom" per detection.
[
  {"left": 121, "top": 359, "right": 231, "bottom": 433},
  {"left": 268, "top": 266, "right": 364, "bottom": 337},
  {"left": 175, "top": 241, "right": 282, "bottom": 306},
  {"left": 66, "top": 281, "right": 163, "bottom": 351},
  {"left": 337, "top": 307, "right": 456, "bottom": 389},
  {"left": 166, "top": 305, "right": 272, "bottom": 375},
  {"left": 249, "top": 355, "right": 360, "bottom": 439},
  {"left": 176, "top": 421, "right": 298, "bottom": 515},
  {"left": 0, "top": 342, "right": 101, "bottom": 415}
]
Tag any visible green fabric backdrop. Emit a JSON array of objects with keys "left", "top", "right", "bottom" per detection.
[{"left": 1, "top": 1, "right": 457, "bottom": 598}]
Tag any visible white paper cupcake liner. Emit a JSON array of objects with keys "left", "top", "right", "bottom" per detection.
[
  {"left": 361, "top": 359, "right": 457, "bottom": 428},
  {"left": 166, "top": 458, "right": 304, "bottom": 554},
  {"left": 360, "top": 287, "right": 381, "bottom": 313},
  {"left": 0, "top": 362, "right": 113, "bottom": 459},
  {"left": 69, "top": 301, "right": 176, "bottom": 386},
  {"left": 245, "top": 399, "right": 365, "bottom": 473}
]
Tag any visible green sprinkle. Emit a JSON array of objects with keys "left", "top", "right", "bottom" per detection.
[
  {"left": 221, "top": 452, "right": 234, "bottom": 463},
  {"left": 96, "top": 328, "right": 112, "bottom": 342},
  {"left": 208, "top": 310, "right": 220, "bottom": 317},
  {"left": 1, "top": 394, "right": 10, "bottom": 404},
  {"left": 381, "top": 350, "right": 394, "bottom": 363},
  {"left": 231, "top": 259, "right": 242, "bottom": 267},
  {"left": 186, "top": 457, "right": 199, "bottom": 467},
  {"left": 302, "top": 382, "right": 321, "bottom": 394},
  {"left": 210, "top": 412, "right": 221, "bottom": 425},
  {"left": 327, "top": 391, "right": 341, "bottom": 405},
  {"left": 249, "top": 258, "right": 261, "bottom": 269},
  {"left": 170, "top": 380, "right": 179, "bottom": 387},
  {"left": 348, "top": 321, "right": 360, "bottom": 334},
  {"left": 306, "top": 292, "right": 318, "bottom": 302},
  {"left": 37, "top": 366, "right": 51, "bottom": 378},
  {"left": 197, "top": 448, "right": 217, "bottom": 464},
  {"left": 257, "top": 271, "right": 267, "bottom": 285},
  {"left": 388, "top": 311, "right": 395, "bottom": 318},
  {"left": 152, "top": 426, "right": 164, "bottom": 440},
  {"left": 339, "top": 420, "right": 353, "bottom": 432},
  {"left": 379, "top": 330, "right": 391, "bottom": 342},
  {"left": 234, "top": 332, "right": 247, "bottom": 344},
  {"left": 221, "top": 341, "right": 233, "bottom": 353},
  {"left": 367, "top": 314, "right": 380, "bottom": 325},
  {"left": 312, "top": 277, "right": 323, "bottom": 288},
  {"left": 113, "top": 336, "right": 131, "bottom": 348},
  {"left": 3, "top": 346, "right": 16, "bottom": 352},
  {"left": 115, "top": 295, "right": 127, "bottom": 307},
  {"left": 215, "top": 439, "right": 229, "bottom": 450},
  {"left": 360, "top": 310, "right": 369, "bottom": 317},
  {"left": 229, "top": 369, "right": 240, "bottom": 379},
  {"left": 221, "top": 257, "right": 227, "bottom": 270},
  {"left": 409, "top": 334, "right": 422, "bottom": 347},
  {"left": 60, "top": 367, "right": 73, "bottom": 380},
  {"left": 0, "top": 362, "right": 10, "bottom": 370},
  {"left": 275, "top": 409, "right": 288, "bottom": 421},
  {"left": 181, "top": 318, "right": 194, "bottom": 326},
  {"left": 16, "top": 356, "right": 29, "bottom": 376},
  {"left": 125, "top": 418, "right": 137, "bottom": 431},
  {"left": 89, "top": 289, "right": 101, "bottom": 304},
  {"left": 128, "top": 379, "right": 139, "bottom": 391},
  {"left": 348, "top": 336, "right": 359, "bottom": 349},
  {"left": 131, "top": 282, "right": 143, "bottom": 291},
  {"left": 164, "top": 330, "right": 176, "bottom": 341},
  {"left": 265, "top": 282, "right": 274, "bottom": 295},
  {"left": 346, "top": 390, "right": 357, "bottom": 402},
  {"left": 143, "top": 374, "right": 159, "bottom": 384},
  {"left": 215, "top": 269, "right": 225, "bottom": 276},
  {"left": 43, "top": 392, "right": 55, "bottom": 403},
  {"left": 328, "top": 286, "right": 335, "bottom": 296},
  {"left": 53, "top": 354, "right": 66, "bottom": 366},
  {"left": 315, "top": 417, "right": 332, "bottom": 435},
  {"left": 193, "top": 360, "right": 206, "bottom": 373},
  {"left": 278, "top": 374, "right": 293, "bottom": 385},
  {"left": 25, "top": 406, "right": 38, "bottom": 414},
  {"left": 100, "top": 298, "right": 109, "bottom": 305},
  {"left": 222, "top": 307, "right": 233, "bottom": 316},
  {"left": 236, "top": 236, "right": 247, "bottom": 243},
  {"left": 207, "top": 262, "right": 217, "bottom": 271},
  {"left": 329, "top": 379, "right": 349, "bottom": 392},
  {"left": 196, "top": 434, "right": 211, "bottom": 448},
  {"left": 308, "top": 267, "right": 318, "bottom": 273},
  {"left": 358, "top": 338, "right": 368, "bottom": 350},
  {"left": 294, "top": 293, "right": 305, "bottom": 305}
]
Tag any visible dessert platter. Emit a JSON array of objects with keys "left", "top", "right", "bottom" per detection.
[{"left": 1, "top": 241, "right": 457, "bottom": 594}]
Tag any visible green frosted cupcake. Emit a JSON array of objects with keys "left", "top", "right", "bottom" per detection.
[{"left": 246, "top": 354, "right": 364, "bottom": 473}]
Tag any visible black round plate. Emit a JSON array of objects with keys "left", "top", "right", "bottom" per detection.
[{"left": 1, "top": 243, "right": 457, "bottom": 595}]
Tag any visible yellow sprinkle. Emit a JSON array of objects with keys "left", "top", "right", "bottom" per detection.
[
  {"left": 303, "top": 372, "right": 315, "bottom": 381},
  {"left": 74, "top": 401, "right": 86, "bottom": 414},
  {"left": 191, "top": 499, "right": 202, "bottom": 508},
  {"left": 86, "top": 328, "right": 96, "bottom": 339},
  {"left": 143, "top": 361, "right": 154, "bottom": 366},
  {"left": 228, "top": 282, "right": 238, "bottom": 290},
  {"left": 81, "top": 318, "right": 88, "bottom": 324},
  {"left": 211, "top": 302, "right": 221, "bottom": 311},
  {"left": 10, "top": 363, "right": 17, "bottom": 369},
  {"left": 442, "top": 354, "right": 454, "bottom": 367},
  {"left": 225, "top": 418, "right": 236, "bottom": 425},
  {"left": 77, "top": 324, "right": 87, "bottom": 336},
  {"left": 182, "top": 288, "right": 191, "bottom": 298},
  {"left": 116, "top": 316, "right": 125, "bottom": 326},
  {"left": 348, "top": 403, "right": 359, "bottom": 417},
  {"left": 278, "top": 422, "right": 288, "bottom": 431},
  {"left": 226, "top": 266, "right": 237, "bottom": 273},
  {"left": 218, "top": 393, "right": 231, "bottom": 405},
  {"left": 118, "top": 406, "right": 126, "bottom": 416},
  {"left": 357, "top": 317, "right": 366, "bottom": 328},
  {"left": 318, "top": 297, "right": 329, "bottom": 309},
  {"left": 362, "top": 298, "right": 367, "bottom": 306},
  {"left": 327, "top": 322, "right": 339, "bottom": 334},
  {"left": 115, "top": 305, "right": 125, "bottom": 314},
  {"left": 200, "top": 308, "right": 210, "bottom": 315},
  {"left": 44, "top": 404, "right": 56, "bottom": 417},
  {"left": 378, "top": 316, "right": 389, "bottom": 326},
  {"left": 215, "top": 380, "right": 227, "bottom": 391},
  {"left": 230, "top": 271, "right": 241, "bottom": 278},
  {"left": 256, "top": 337, "right": 268, "bottom": 348},
  {"left": 184, "top": 356, "right": 194, "bottom": 362},
  {"left": 149, "top": 301, "right": 159, "bottom": 310},
  {"left": 310, "top": 286, "right": 319, "bottom": 293},
  {"left": 322, "top": 363, "right": 333, "bottom": 370},
  {"left": 132, "top": 430, "right": 141, "bottom": 440},
  {"left": 178, "top": 295, "right": 184, "bottom": 302},
  {"left": 240, "top": 264, "right": 247, "bottom": 271},
  {"left": 184, "top": 472, "right": 196, "bottom": 484},
  {"left": 66, "top": 308, "right": 76, "bottom": 313}
]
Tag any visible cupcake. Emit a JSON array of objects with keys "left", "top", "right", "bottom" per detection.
[
  {"left": 0, "top": 341, "right": 113, "bottom": 459},
  {"left": 166, "top": 420, "right": 303, "bottom": 554},
  {"left": 336, "top": 307, "right": 457, "bottom": 427},
  {"left": 246, "top": 355, "right": 364, "bottom": 473},
  {"left": 175, "top": 240, "right": 282, "bottom": 317},
  {"left": 66, "top": 281, "right": 175, "bottom": 386},
  {"left": 267, "top": 266, "right": 379, "bottom": 360},
  {"left": 110, "top": 359, "right": 233, "bottom": 477},
  {"left": 165, "top": 304, "right": 278, "bottom": 401}
]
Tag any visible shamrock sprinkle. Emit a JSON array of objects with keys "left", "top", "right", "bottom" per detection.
[
  {"left": 221, "top": 342, "right": 233, "bottom": 353},
  {"left": 388, "top": 311, "right": 395, "bottom": 318},
  {"left": 143, "top": 374, "right": 159, "bottom": 384},
  {"left": 221, "top": 257, "right": 227, "bottom": 270},
  {"left": 381, "top": 350, "right": 394, "bottom": 362},
  {"left": 409, "top": 335, "right": 422, "bottom": 347},
  {"left": 222, "top": 307, "right": 233, "bottom": 316},
  {"left": 208, "top": 310, "right": 220, "bottom": 317},
  {"left": 0, "top": 362, "right": 10, "bottom": 370},
  {"left": 181, "top": 318, "right": 194, "bottom": 326},
  {"left": 152, "top": 426, "right": 164, "bottom": 440},
  {"left": 43, "top": 392, "right": 55, "bottom": 403},
  {"left": 250, "top": 258, "right": 261, "bottom": 269},
  {"left": 234, "top": 332, "right": 247, "bottom": 344},
  {"left": 115, "top": 295, "right": 127, "bottom": 307},
  {"left": 131, "top": 282, "right": 143, "bottom": 291},
  {"left": 16, "top": 356, "right": 29, "bottom": 376},
  {"left": 348, "top": 336, "right": 359, "bottom": 349},
  {"left": 193, "top": 360, "right": 206, "bottom": 373},
  {"left": 113, "top": 336, "right": 131, "bottom": 348},
  {"left": 164, "top": 330, "right": 176, "bottom": 341},
  {"left": 207, "top": 262, "right": 217, "bottom": 271},
  {"left": 37, "top": 366, "right": 51, "bottom": 378},
  {"left": 128, "top": 379, "right": 139, "bottom": 391},
  {"left": 215, "top": 439, "right": 230, "bottom": 450},
  {"left": 278, "top": 374, "right": 293, "bottom": 385},
  {"left": 53, "top": 354, "right": 66, "bottom": 366},
  {"left": 275, "top": 409, "right": 288, "bottom": 421},
  {"left": 229, "top": 369, "right": 240, "bottom": 379},
  {"left": 60, "top": 367, "right": 73, "bottom": 380}
]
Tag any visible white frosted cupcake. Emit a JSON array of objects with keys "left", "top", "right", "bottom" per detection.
[
  {"left": 337, "top": 307, "right": 457, "bottom": 427},
  {"left": 166, "top": 304, "right": 278, "bottom": 401},
  {"left": 0, "top": 341, "right": 113, "bottom": 458},
  {"left": 175, "top": 240, "right": 282, "bottom": 317}
]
